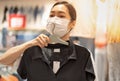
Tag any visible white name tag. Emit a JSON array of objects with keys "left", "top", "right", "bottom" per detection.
[
  {"left": 54, "top": 49, "right": 60, "bottom": 52},
  {"left": 53, "top": 61, "right": 60, "bottom": 73}
]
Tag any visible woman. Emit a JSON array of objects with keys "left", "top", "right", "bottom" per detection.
[{"left": 0, "top": 1, "right": 95, "bottom": 81}]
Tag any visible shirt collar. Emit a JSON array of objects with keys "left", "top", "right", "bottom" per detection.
[
  {"left": 32, "top": 40, "right": 77, "bottom": 60},
  {"left": 68, "top": 47, "right": 77, "bottom": 60}
]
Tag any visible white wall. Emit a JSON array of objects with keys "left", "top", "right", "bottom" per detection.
[{"left": 69, "top": 0, "right": 97, "bottom": 38}]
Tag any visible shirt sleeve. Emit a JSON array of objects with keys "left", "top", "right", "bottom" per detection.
[
  {"left": 17, "top": 54, "right": 27, "bottom": 79},
  {"left": 85, "top": 55, "right": 95, "bottom": 81}
]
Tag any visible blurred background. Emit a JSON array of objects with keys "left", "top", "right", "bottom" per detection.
[{"left": 0, "top": 0, "right": 120, "bottom": 81}]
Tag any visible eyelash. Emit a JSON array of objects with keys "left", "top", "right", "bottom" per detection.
[
  {"left": 59, "top": 16, "right": 65, "bottom": 18},
  {"left": 49, "top": 15, "right": 54, "bottom": 17},
  {"left": 49, "top": 15, "right": 65, "bottom": 18}
]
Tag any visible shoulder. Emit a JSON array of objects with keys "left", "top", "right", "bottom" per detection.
[
  {"left": 74, "top": 44, "right": 91, "bottom": 59},
  {"left": 25, "top": 46, "right": 41, "bottom": 51},
  {"left": 22, "top": 46, "right": 42, "bottom": 58},
  {"left": 24, "top": 46, "right": 42, "bottom": 53},
  {"left": 74, "top": 44, "right": 90, "bottom": 55}
]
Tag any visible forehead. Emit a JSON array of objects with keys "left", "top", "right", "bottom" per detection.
[{"left": 51, "top": 4, "right": 69, "bottom": 14}]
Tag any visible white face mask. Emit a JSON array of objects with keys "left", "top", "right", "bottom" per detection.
[{"left": 46, "top": 17, "right": 70, "bottom": 37}]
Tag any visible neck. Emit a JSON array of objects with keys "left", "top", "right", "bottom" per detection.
[
  {"left": 61, "top": 28, "right": 72, "bottom": 41},
  {"left": 61, "top": 33, "right": 70, "bottom": 41}
]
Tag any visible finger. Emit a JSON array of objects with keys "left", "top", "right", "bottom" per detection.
[
  {"left": 44, "top": 35, "right": 50, "bottom": 43},
  {"left": 41, "top": 34, "right": 49, "bottom": 46},
  {"left": 37, "top": 35, "right": 47, "bottom": 48},
  {"left": 39, "top": 34, "right": 50, "bottom": 47},
  {"left": 39, "top": 34, "right": 47, "bottom": 46},
  {"left": 39, "top": 37, "right": 46, "bottom": 47},
  {"left": 36, "top": 37, "right": 44, "bottom": 48}
]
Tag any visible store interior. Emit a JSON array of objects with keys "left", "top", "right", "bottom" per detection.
[{"left": 0, "top": 0, "right": 120, "bottom": 81}]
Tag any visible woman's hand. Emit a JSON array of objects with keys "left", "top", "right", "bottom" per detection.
[{"left": 33, "top": 34, "right": 50, "bottom": 48}]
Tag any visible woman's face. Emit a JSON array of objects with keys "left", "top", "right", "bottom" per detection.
[{"left": 49, "top": 4, "right": 72, "bottom": 30}]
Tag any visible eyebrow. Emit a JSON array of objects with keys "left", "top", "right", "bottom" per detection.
[{"left": 50, "top": 11, "right": 66, "bottom": 14}]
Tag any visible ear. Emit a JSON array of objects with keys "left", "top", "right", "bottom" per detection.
[{"left": 70, "top": 20, "right": 76, "bottom": 29}]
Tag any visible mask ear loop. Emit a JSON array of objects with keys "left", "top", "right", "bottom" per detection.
[
  {"left": 68, "top": 28, "right": 72, "bottom": 33},
  {"left": 65, "top": 28, "right": 73, "bottom": 35}
]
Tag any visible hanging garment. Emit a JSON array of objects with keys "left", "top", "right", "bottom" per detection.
[{"left": 17, "top": 40, "right": 95, "bottom": 81}]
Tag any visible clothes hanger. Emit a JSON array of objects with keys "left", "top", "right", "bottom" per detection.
[
  {"left": 49, "top": 34, "right": 69, "bottom": 45},
  {"left": 41, "top": 29, "right": 69, "bottom": 45}
]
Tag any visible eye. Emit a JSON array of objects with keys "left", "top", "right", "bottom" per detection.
[
  {"left": 58, "top": 15, "right": 66, "bottom": 18},
  {"left": 49, "top": 14, "right": 55, "bottom": 17}
]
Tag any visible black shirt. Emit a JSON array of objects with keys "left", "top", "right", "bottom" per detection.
[{"left": 17, "top": 41, "right": 95, "bottom": 81}]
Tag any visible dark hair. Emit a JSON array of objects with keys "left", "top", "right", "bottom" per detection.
[{"left": 52, "top": 1, "right": 76, "bottom": 22}]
